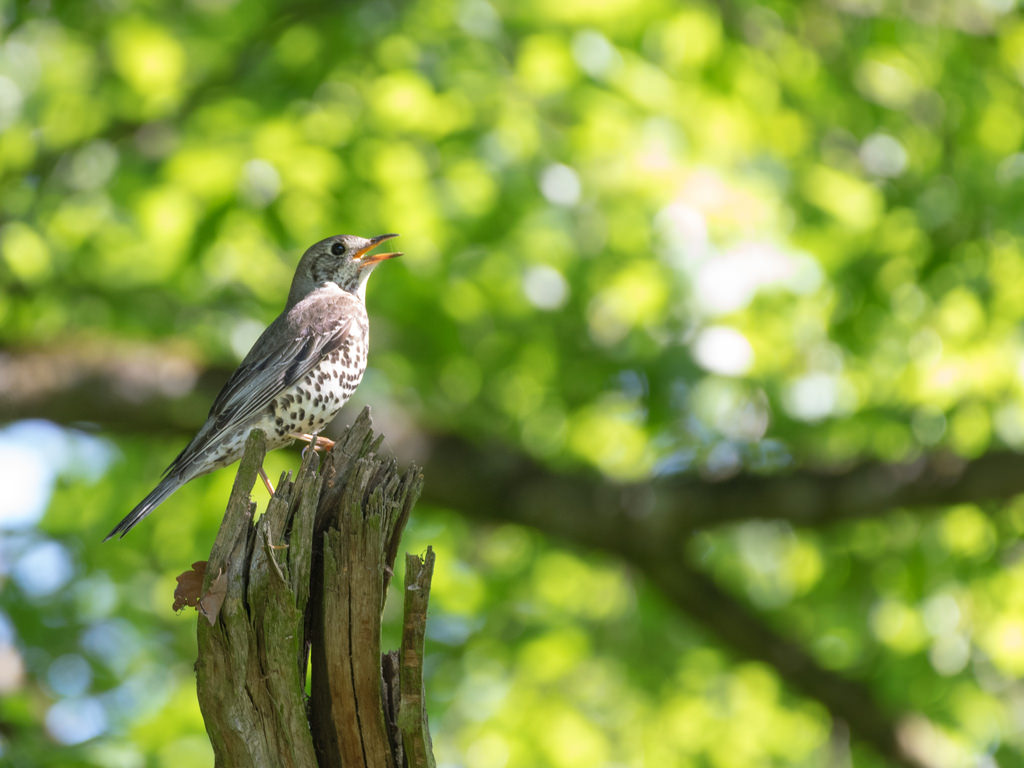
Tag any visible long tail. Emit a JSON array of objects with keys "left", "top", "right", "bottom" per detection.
[{"left": 104, "top": 474, "right": 186, "bottom": 541}]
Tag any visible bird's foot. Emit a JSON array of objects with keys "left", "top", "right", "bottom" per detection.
[
  {"left": 259, "top": 467, "right": 275, "bottom": 496},
  {"left": 291, "top": 432, "right": 335, "bottom": 458}
]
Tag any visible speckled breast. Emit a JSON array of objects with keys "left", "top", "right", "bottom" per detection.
[{"left": 264, "top": 331, "right": 369, "bottom": 444}]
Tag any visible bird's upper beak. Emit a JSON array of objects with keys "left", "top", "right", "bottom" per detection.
[{"left": 355, "top": 233, "right": 402, "bottom": 267}]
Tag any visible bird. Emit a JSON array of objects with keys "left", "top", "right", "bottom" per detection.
[{"left": 104, "top": 233, "right": 401, "bottom": 540}]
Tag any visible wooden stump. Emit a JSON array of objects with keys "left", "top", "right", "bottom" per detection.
[{"left": 193, "top": 408, "right": 434, "bottom": 768}]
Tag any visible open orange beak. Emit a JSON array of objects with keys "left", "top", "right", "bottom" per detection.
[{"left": 354, "top": 233, "right": 401, "bottom": 267}]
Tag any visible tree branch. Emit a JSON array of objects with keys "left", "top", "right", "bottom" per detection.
[{"left": 6, "top": 345, "right": 1021, "bottom": 536}]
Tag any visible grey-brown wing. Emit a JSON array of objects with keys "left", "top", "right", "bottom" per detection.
[
  {"left": 165, "top": 315, "right": 355, "bottom": 475},
  {"left": 209, "top": 315, "right": 355, "bottom": 432}
]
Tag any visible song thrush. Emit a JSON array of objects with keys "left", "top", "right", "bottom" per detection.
[{"left": 104, "top": 233, "right": 400, "bottom": 540}]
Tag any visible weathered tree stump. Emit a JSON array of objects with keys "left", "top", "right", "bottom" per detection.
[{"left": 193, "top": 408, "right": 434, "bottom": 767}]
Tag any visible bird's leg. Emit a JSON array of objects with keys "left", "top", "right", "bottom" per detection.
[{"left": 258, "top": 466, "right": 275, "bottom": 496}]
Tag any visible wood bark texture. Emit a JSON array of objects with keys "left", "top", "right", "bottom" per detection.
[{"left": 194, "top": 408, "right": 433, "bottom": 768}]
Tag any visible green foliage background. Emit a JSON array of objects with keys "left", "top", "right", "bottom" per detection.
[{"left": 3, "top": 0, "right": 1024, "bottom": 765}]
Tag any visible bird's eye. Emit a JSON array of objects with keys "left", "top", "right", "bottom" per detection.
[{"left": 330, "top": 242, "right": 345, "bottom": 256}]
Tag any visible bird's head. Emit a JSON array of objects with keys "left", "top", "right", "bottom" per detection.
[{"left": 289, "top": 233, "right": 401, "bottom": 306}]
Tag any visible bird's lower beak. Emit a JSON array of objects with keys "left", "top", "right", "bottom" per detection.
[{"left": 355, "top": 233, "right": 402, "bottom": 266}]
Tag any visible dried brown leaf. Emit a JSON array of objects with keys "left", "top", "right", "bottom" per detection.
[
  {"left": 198, "top": 570, "right": 228, "bottom": 626},
  {"left": 173, "top": 561, "right": 208, "bottom": 611}
]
